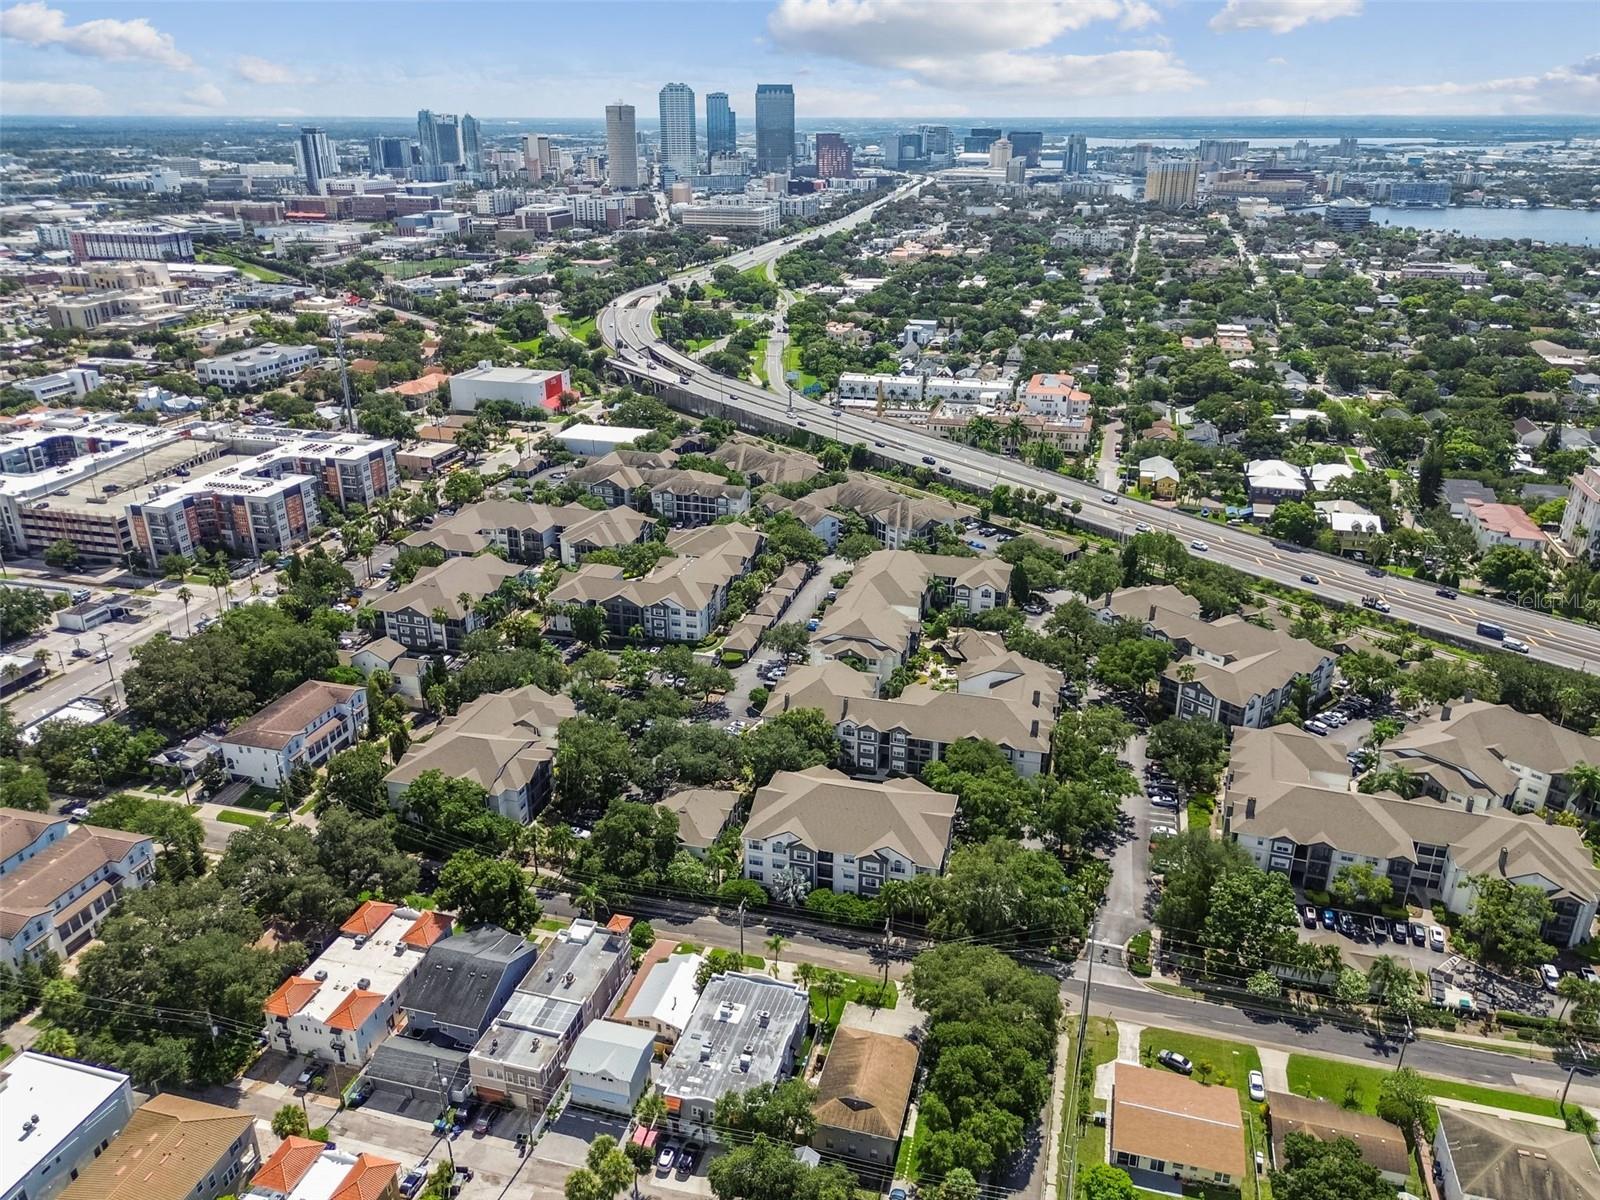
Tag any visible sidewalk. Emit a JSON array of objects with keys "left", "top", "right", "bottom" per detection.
[{"left": 1039, "top": 1023, "right": 1073, "bottom": 1200}]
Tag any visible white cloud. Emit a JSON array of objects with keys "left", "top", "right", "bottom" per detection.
[
  {"left": 1209, "top": 0, "right": 1362, "bottom": 34},
  {"left": 1267, "top": 56, "right": 1289, "bottom": 66},
  {"left": 0, "top": 1, "right": 193, "bottom": 68},
  {"left": 1341, "top": 53, "right": 1600, "bottom": 114},
  {"left": 235, "top": 55, "right": 306, "bottom": 86},
  {"left": 182, "top": 82, "right": 227, "bottom": 109},
  {"left": 0, "top": 78, "right": 109, "bottom": 114},
  {"left": 768, "top": 0, "right": 1196, "bottom": 99}
]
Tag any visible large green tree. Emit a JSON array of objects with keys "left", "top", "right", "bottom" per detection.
[
  {"left": 742, "top": 707, "right": 839, "bottom": 789},
  {"left": 1455, "top": 876, "right": 1555, "bottom": 969},
  {"left": 86, "top": 793, "right": 206, "bottom": 882},
  {"left": 1270, "top": 1133, "right": 1394, "bottom": 1200},
  {"left": 435, "top": 850, "right": 541, "bottom": 933}
]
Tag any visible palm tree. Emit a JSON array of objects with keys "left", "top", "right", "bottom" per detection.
[
  {"left": 176, "top": 585, "right": 193, "bottom": 636},
  {"left": 207, "top": 565, "right": 231, "bottom": 613},
  {"left": 704, "top": 844, "right": 736, "bottom": 887},
  {"left": 794, "top": 961, "right": 818, "bottom": 989},
  {"left": 634, "top": 1089, "right": 667, "bottom": 1130},
  {"left": 1004, "top": 414, "right": 1030, "bottom": 448},
  {"left": 815, "top": 969, "right": 847, "bottom": 1030},
  {"left": 545, "top": 823, "right": 579, "bottom": 868},
  {"left": 1568, "top": 763, "right": 1600, "bottom": 816},
  {"left": 574, "top": 882, "right": 608, "bottom": 919},
  {"left": 764, "top": 934, "right": 786, "bottom": 973}
]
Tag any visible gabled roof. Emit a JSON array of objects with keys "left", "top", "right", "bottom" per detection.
[
  {"left": 746, "top": 766, "right": 957, "bottom": 869},
  {"left": 1265, "top": 1091, "right": 1409, "bottom": 1180},
  {"left": 329, "top": 1153, "right": 402, "bottom": 1200},
  {"left": 250, "top": 1134, "right": 324, "bottom": 1194},
  {"left": 813, "top": 1027, "right": 919, "bottom": 1140},
  {"left": 566, "top": 1019, "right": 656, "bottom": 1080},
  {"left": 1111, "top": 1063, "right": 1246, "bottom": 1181},
  {"left": 0, "top": 822, "right": 152, "bottom": 938},
  {"left": 373, "top": 556, "right": 524, "bottom": 620},
  {"left": 58, "top": 1094, "right": 255, "bottom": 1200},
  {"left": 325, "top": 988, "right": 387, "bottom": 1032},
  {"left": 265, "top": 975, "right": 322, "bottom": 1018},
  {"left": 1437, "top": 1107, "right": 1600, "bottom": 1200},
  {"left": 341, "top": 899, "right": 398, "bottom": 937}
]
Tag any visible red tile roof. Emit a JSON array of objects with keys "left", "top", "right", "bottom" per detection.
[
  {"left": 324, "top": 988, "right": 385, "bottom": 1032},
  {"left": 264, "top": 975, "right": 320, "bottom": 1018},
  {"left": 330, "top": 1153, "right": 402, "bottom": 1200},
  {"left": 401, "top": 910, "right": 453, "bottom": 948},
  {"left": 251, "top": 1135, "right": 323, "bottom": 1194},
  {"left": 340, "top": 900, "right": 397, "bottom": 937}
]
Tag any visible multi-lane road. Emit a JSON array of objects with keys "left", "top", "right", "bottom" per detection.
[{"left": 600, "top": 186, "right": 1600, "bottom": 671}]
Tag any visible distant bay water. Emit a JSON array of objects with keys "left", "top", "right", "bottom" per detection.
[{"left": 1370, "top": 205, "right": 1600, "bottom": 246}]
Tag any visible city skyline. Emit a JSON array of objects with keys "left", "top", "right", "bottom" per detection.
[{"left": 1, "top": 1, "right": 1597, "bottom": 121}]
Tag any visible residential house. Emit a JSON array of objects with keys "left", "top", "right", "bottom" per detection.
[
  {"left": 1139, "top": 456, "right": 1179, "bottom": 499},
  {"left": 57, "top": 1094, "right": 259, "bottom": 1200},
  {"left": 385, "top": 686, "right": 575, "bottom": 824},
  {"left": 617, "top": 950, "right": 705, "bottom": 1050},
  {"left": 668, "top": 788, "right": 739, "bottom": 857},
  {"left": 0, "top": 1052, "right": 134, "bottom": 1200},
  {"left": 1313, "top": 500, "right": 1385, "bottom": 554},
  {"left": 1464, "top": 498, "right": 1547, "bottom": 554},
  {"left": 811, "top": 1028, "right": 919, "bottom": 1174},
  {"left": 658, "top": 972, "right": 810, "bottom": 1144},
  {"left": 1441, "top": 479, "right": 1497, "bottom": 521},
  {"left": 218, "top": 681, "right": 366, "bottom": 789},
  {"left": 0, "top": 810, "right": 155, "bottom": 968},
  {"left": 1265, "top": 1092, "right": 1409, "bottom": 1186},
  {"left": 469, "top": 917, "right": 633, "bottom": 1111},
  {"left": 374, "top": 557, "right": 525, "bottom": 651},
  {"left": 1433, "top": 1107, "right": 1600, "bottom": 1200},
  {"left": 1109, "top": 1064, "right": 1246, "bottom": 1190},
  {"left": 742, "top": 766, "right": 957, "bottom": 897},
  {"left": 1246, "top": 459, "right": 1308, "bottom": 502},
  {"left": 566, "top": 1021, "right": 657, "bottom": 1114},
  {"left": 245, "top": 1138, "right": 401, "bottom": 1200},
  {"left": 262, "top": 900, "right": 452, "bottom": 1065}
]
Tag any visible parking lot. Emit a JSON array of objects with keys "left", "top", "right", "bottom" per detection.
[{"left": 536, "top": 1108, "right": 629, "bottom": 1168}]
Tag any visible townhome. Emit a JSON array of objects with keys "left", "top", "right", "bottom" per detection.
[
  {"left": 1222, "top": 727, "right": 1600, "bottom": 949},
  {"left": 384, "top": 685, "right": 576, "bottom": 824},
  {"left": 658, "top": 972, "right": 810, "bottom": 1145},
  {"left": 1382, "top": 700, "right": 1600, "bottom": 815},
  {"left": 374, "top": 556, "right": 526, "bottom": 651},
  {"left": 58, "top": 1094, "right": 260, "bottom": 1200},
  {"left": 547, "top": 523, "right": 762, "bottom": 643},
  {"left": 648, "top": 470, "right": 752, "bottom": 526},
  {"left": 395, "top": 926, "right": 538, "bottom": 1050},
  {"left": 742, "top": 766, "right": 957, "bottom": 897},
  {"left": 263, "top": 900, "right": 452, "bottom": 1066},
  {"left": 0, "top": 810, "right": 155, "bottom": 968},
  {"left": 218, "top": 681, "right": 366, "bottom": 789},
  {"left": 1, "top": 1052, "right": 134, "bottom": 1200},
  {"left": 246, "top": 1138, "right": 401, "bottom": 1200}
]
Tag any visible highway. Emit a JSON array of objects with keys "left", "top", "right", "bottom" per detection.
[{"left": 599, "top": 184, "right": 1600, "bottom": 672}]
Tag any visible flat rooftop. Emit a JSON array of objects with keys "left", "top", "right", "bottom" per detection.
[
  {"left": 519, "top": 919, "right": 626, "bottom": 1006},
  {"left": 0, "top": 1051, "right": 129, "bottom": 1197},
  {"left": 286, "top": 907, "right": 426, "bottom": 1022},
  {"left": 473, "top": 990, "right": 582, "bottom": 1073},
  {"left": 659, "top": 972, "right": 809, "bottom": 1105}
]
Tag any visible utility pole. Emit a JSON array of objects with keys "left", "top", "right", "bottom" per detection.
[
  {"left": 334, "top": 321, "right": 356, "bottom": 431},
  {"left": 97, "top": 631, "right": 119, "bottom": 708},
  {"left": 1395, "top": 1013, "right": 1414, "bottom": 1070},
  {"left": 1064, "top": 920, "right": 1098, "bottom": 1200},
  {"left": 737, "top": 900, "right": 747, "bottom": 959},
  {"left": 879, "top": 914, "right": 891, "bottom": 1005},
  {"left": 1562, "top": 1042, "right": 1590, "bottom": 1111},
  {"left": 434, "top": 1065, "right": 457, "bottom": 1176}
]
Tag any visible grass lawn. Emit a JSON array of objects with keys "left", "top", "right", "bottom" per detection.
[
  {"left": 216, "top": 809, "right": 267, "bottom": 828},
  {"left": 1345, "top": 449, "right": 1368, "bottom": 472},
  {"left": 554, "top": 313, "right": 597, "bottom": 342},
  {"left": 751, "top": 338, "right": 769, "bottom": 386},
  {"left": 782, "top": 342, "right": 820, "bottom": 391},
  {"left": 1286, "top": 1054, "right": 1566, "bottom": 1121},
  {"left": 1065, "top": 1016, "right": 1120, "bottom": 1191},
  {"left": 809, "top": 970, "right": 898, "bottom": 1027},
  {"left": 197, "top": 249, "right": 286, "bottom": 282},
  {"left": 376, "top": 257, "right": 473, "bottom": 279},
  {"left": 511, "top": 337, "right": 544, "bottom": 354},
  {"left": 683, "top": 335, "right": 721, "bottom": 353},
  {"left": 1140, "top": 1029, "right": 1269, "bottom": 1200},
  {"left": 0, "top": 1043, "right": 12, "bottom": 1063},
  {"left": 536, "top": 917, "right": 567, "bottom": 932}
]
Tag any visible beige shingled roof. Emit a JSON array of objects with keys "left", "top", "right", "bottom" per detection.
[
  {"left": 1266, "top": 1091, "right": 1411, "bottom": 1180},
  {"left": 1111, "top": 1063, "right": 1247, "bottom": 1181},
  {"left": 668, "top": 788, "right": 739, "bottom": 849},
  {"left": 223, "top": 680, "right": 363, "bottom": 750},
  {"left": 58, "top": 1094, "right": 255, "bottom": 1200},
  {"left": 385, "top": 685, "right": 574, "bottom": 796},
  {"left": 0, "top": 807, "right": 67, "bottom": 860},
  {"left": 1437, "top": 1107, "right": 1600, "bottom": 1200},
  {"left": 813, "top": 1027, "right": 919, "bottom": 1140},
  {"left": 374, "top": 555, "right": 524, "bottom": 620},
  {"left": 0, "top": 822, "right": 152, "bottom": 938},
  {"left": 746, "top": 766, "right": 956, "bottom": 869},
  {"left": 1387, "top": 700, "right": 1600, "bottom": 797}
]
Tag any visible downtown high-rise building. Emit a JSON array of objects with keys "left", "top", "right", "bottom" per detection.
[
  {"left": 1145, "top": 158, "right": 1199, "bottom": 209},
  {"left": 417, "top": 110, "right": 463, "bottom": 170},
  {"left": 293, "top": 127, "right": 335, "bottom": 194},
  {"left": 605, "top": 101, "right": 639, "bottom": 189},
  {"left": 754, "top": 83, "right": 795, "bottom": 174},
  {"left": 1336, "top": 136, "right": 1360, "bottom": 159},
  {"left": 460, "top": 114, "right": 482, "bottom": 173},
  {"left": 1063, "top": 133, "right": 1088, "bottom": 175},
  {"left": 814, "top": 132, "right": 853, "bottom": 179},
  {"left": 965, "top": 127, "right": 1001, "bottom": 153},
  {"left": 1007, "top": 130, "right": 1043, "bottom": 166},
  {"left": 368, "top": 135, "right": 411, "bottom": 173},
  {"left": 917, "top": 124, "right": 953, "bottom": 160},
  {"left": 658, "top": 82, "right": 698, "bottom": 179},
  {"left": 988, "top": 138, "right": 1012, "bottom": 170},
  {"left": 1196, "top": 138, "right": 1248, "bottom": 169},
  {"left": 706, "top": 92, "right": 737, "bottom": 163},
  {"left": 521, "top": 133, "right": 553, "bottom": 179}
]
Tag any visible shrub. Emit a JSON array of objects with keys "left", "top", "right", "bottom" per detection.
[{"left": 1127, "top": 930, "right": 1153, "bottom": 978}]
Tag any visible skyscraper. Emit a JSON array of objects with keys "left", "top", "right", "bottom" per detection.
[
  {"left": 1007, "top": 131, "right": 1043, "bottom": 166},
  {"left": 754, "top": 84, "right": 795, "bottom": 174},
  {"left": 917, "top": 124, "right": 953, "bottom": 161},
  {"left": 368, "top": 136, "right": 410, "bottom": 173},
  {"left": 293, "top": 127, "right": 335, "bottom": 194},
  {"left": 1145, "top": 158, "right": 1199, "bottom": 209},
  {"left": 605, "top": 101, "right": 639, "bottom": 189},
  {"left": 1132, "top": 143, "right": 1153, "bottom": 172},
  {"left": 814, "top": 132, "right": 852, "bottom": 179},
  {"left": 1063, "top": 133, "right": 1088, "bottom": 175},
  {"left": 521, "top": 134, "right": 553, "bottom": 179},
  {"left": 706, "top": 92, "right": 737, "bottom": 163},
  {"left": 988, "top": 138, "right": 1012, "bottom": 170},
  {"left": 965, "top": 127, "right": 1001, "bottom": 153},
  {"left": 658, "top": 83, "right": 698, "bottom": 179},
  {"left": 1196, "top": 139, "right": 1247, "bottom": 169},
  {"left": 417, "top": 110, "right": 463, "bottom": 171},
  {"left": 460, "top": 114, "right": 482, "bottom": 173}
]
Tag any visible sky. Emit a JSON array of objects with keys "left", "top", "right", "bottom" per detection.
[{"left": 1, "top": 0, "right": 1597, "bottom": 121}]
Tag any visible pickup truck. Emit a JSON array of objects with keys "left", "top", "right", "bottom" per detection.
[{"left": 1360, "top": 595, "right": 1391, "bottom": 613}]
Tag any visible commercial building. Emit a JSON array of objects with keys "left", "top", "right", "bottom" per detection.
[
  {"left": 706, "top": 93, "right": 737, "bottom": 164},
  {"left": 811, "top": 1028, "right": 918, "bottom": 1173},
  {"left": 385, "top": 685, "right": 575, "bottom": 824},
  {"left": 605, "top": 102, "right": 639, "bottom": 189},
  {"left": 1264, "top": 1092, "right": 1409, "bottom": 1186},
  {"left": 566, "top": 1020, "right": 658, "bottom": 1114},
  {"left": 658, "top": 83, "right": 698, "bottom": 179},
  {"left": 1463, "top": 498, "right": 1547, "bottom": 553},
  {"left": 754, "top": 84, "right": 796, "bottom": 174},
  {"left": 447, "top": 362, "right": 571, "bottom": 412},
  {"left": 375, "top": 556, "right": 526, "bottom": 651},
  {"left": 264, "top": 900, "right": 451, "bottom": 1065},
  {"left": 659, "top": 972, "right": 810, "bottom": 1143},
  {"left": 293, "top": 127, "right": 336, "bottom": 194},
  {"left": 0, "top": 810, "right": 155, "bottom": 969},
  {"left": 1062, "top": 132, "right": 1088, "bottom": 174},
  {"left": 551, "top": 423, "right": 653, "bottom": 457},
  {"left": 1007, "top": 130, "right": 1043, "bottom": 166},
  {"left": 742, "top": 767, "right": 957, "bottom": 897},
  {"left": 57, "top": 1094, "right": 259, "bottom": 1200},
  {"left": 1323, "top": 198, "right": 1373, "bottom": 230},
  {"left": 218, "top": 681, "right": 366, "bottom": 789},
  {"left": 66, "top": 223, "right": 195, "bottom": 262},
  {"left": 469, "top": 918, "right": 633, "bottom": 1111},
  {"left": 0, "top": 1052, "right": 134, "bottom": 1200},
  {"left": 9, "top": 368, "right": 101, "bottom": 401},
  {"left": 1109, "top": 1064, "right": 1246, "bottom": 1189},
  {"left": 617, "top": 950, "right": 705, "bottom": 1049},
  {"left": 1432, "top": 1107, "right": 1600, "bottom": 1200},
  {"left": 196, "top": 342, "right": 320, "bottom": 390},
  {"left": 815, "top": 133, "right": 853, "bottom": 179},
  {"left": 1398, "top": 262, "right": 1487, "bottom": 285},
  {"left": 246, "top": 1138, "right": 400, "bottom": 1200},
  {"left": 1224, "top": 725, "right": 1600, "bottom": 949},
  {"left": 1145, "top": 158, "right": 1200, "bottom": 209},
  {"left": 678, "top": 200, "right": 781, "bottom": 233}
]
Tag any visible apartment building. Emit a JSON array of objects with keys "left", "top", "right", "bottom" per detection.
[
  {"left": 803, "top": 479, "right": 962, "bottom": 550},
  {"left": 263, "top": 900, "right": 451, "bottom": 1065},
  {"left": 58, "top": 1095, "right": 258, "bottom": 1200},
  {"left": 219, "top": 681, "right": 366, "bottom": 789},
  {"left": 1383, "top": 700, "right": 1600, "bottom": 815},
  {"left": 658, "top": 972, "right": 810, "bottom": 1144},
  {"left": 1223, "top": 726, "right": 1600, "bottom": 949},
  {"left": 1463, "top": 498, "right": 1547, "bottom": 554},
  {"left": 0, "top": 1052, "right": 134, "bottom": 1200},
  {"left": 647, "top": 471, "right": 752, "bottom": 526},
  {"left": 0, "top": 810, "right": 155, "bottom": 968},
  {"left": 197, "top": 342, "right": 321, "bottom": 390},
  {"left": 546, "top": 523, "right": 762, "bottom": 643},
  {"left": 246, "top": 1138, "right": 401, "bottom": 1200},
  {"left": 129, "top": 469, "right": 319, "bottom": 560},
  {"left": 743, "top": 766, "right": 957, "bottom": 896},
  {"left": 384, "top": 685, "right": 575, "bottom": 824},
  {"left": 708, "top": 439, "right": 820, "bottom": 487},
  {"left": 374, "top": 556, "right": 526, "bottom": 651},
  {"left": 1020, "top": 372, "right": 1092, "bottom": 417},
  {"left": 1561, "top": 466, "right": 1600, "bottom": 561},
  {"left": 220, "top": 429, "right": 399, "bottom": 510},
  {"left": 402, "top": 499, "right": 654, "bottom": 565}
]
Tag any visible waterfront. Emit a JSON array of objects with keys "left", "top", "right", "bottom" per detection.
[{"left": 1372, "top": 204, "right": 1600, "bottom": 246}]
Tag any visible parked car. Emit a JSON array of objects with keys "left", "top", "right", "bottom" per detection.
[
  {"left": 1429, "top": 926, "right": 1446, "bottom": 952},
  {"left": 1303, "top": 905, "right": 1318, "bottom": 928},
  {"left": 657, "top": 1142, "right": 680, "bottom": 1170},
  {"left": 473, "top": 1114, "right": 491, "bottom": 1135},
  {"left": 1541, "top": 963, "right": 1562, "bottom": 991},
  {"left": 1248, "top": 1070, "right": 1266, "bottom": 1103},
  {"left": 1392, "top": 920, "right": 1409, "bottom": 942},
  {"left": 676, "top": 1144, "right": 701, "bottom": 1175},
  {"left": 1321, "top": 908, "right": 1336, "bottom": 929},
  {"left": 1157, "top": 1050, "right": 1193, "bottom": 1075},
  {"left": 1305, "top": 720, "right": 1328, "bottom": 736},
  {"left": 400, "top": 1169, "right": 427, "bottom": 1198},
  {"left": 1410, "top": 924, "right": 1426, "bottom": 947}
]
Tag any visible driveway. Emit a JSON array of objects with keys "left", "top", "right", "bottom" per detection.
[
  {"left": 722, "top": 553, "right": 845, "bottom": 710},
  {"left": 1097, "top": 730, "right": 1160, "bottom": 949}
]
